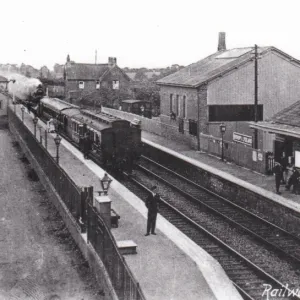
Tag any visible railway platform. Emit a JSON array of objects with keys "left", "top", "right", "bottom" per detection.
[
  {"left": 10, "top": 104, "right": 242, "bottom": 300},
  {"left": 142, "top": 131, "right": 300, "bottom": 210}
]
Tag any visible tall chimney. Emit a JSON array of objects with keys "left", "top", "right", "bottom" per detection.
[{"left": 218, "top": 32, "right": 226, "bottom": 51}]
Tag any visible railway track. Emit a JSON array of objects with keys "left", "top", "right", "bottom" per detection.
[
  {"left": 39, "top": 124, "right": 300, "bottom": 299},
  {"left": 123, "top": 173, "right": 298, "bottom": 300},
  {"left": 138, "top": 155, "right": 300, "bottom": 265}
]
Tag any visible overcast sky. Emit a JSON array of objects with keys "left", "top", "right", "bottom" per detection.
[{"left": 1, "top": 0, "right": 299, "bottom": 70}]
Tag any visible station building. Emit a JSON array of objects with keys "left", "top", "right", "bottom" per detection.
[
  {"left": 250, "top": 100, "right": 300, "bottom": 166},
  {"left": 156, "top": 33, "right": 300, "bottom": 154}
]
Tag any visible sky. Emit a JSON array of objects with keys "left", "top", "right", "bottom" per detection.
[{"left": 1, "top": 0, "right": 300, "bottom": 70}]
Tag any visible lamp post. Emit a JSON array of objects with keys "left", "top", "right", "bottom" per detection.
[
  {"left": 253, "top": 44, "right": 259, "bottom": 149},
  {"left": 33, "top": 116, "right": 38, "bottom": 137},
  {"left": 220, "top": 123, "right": 226, "bottom": 161},
  {"left": 99, "top": 173, "right": 112, "bottom": 196},
  {"left": 21, "top": 106, "right": 25, "bottom": 122},
  {"left": 54, "top": 134, "right": 62, "bottom": 164}
]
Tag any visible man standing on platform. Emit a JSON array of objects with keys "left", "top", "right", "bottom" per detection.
[
  {"left": 273, "top": 161, "right": 283, "bottom": 195},
  {"left": 145, "top": 186, "right": 160, "bottom": 236}
]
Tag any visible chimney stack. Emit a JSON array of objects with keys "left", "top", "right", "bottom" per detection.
[
  {"left": 218, "top": 32, "right": 226, "bottom": 51},
  {"left": 108, "top": 57, "right": 117, "bottom": 67}
]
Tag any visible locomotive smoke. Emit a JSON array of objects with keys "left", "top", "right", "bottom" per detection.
[{"left": 0, "top": 71, "right": 42, "bottom": 101}]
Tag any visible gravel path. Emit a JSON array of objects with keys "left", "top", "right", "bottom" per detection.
[{"left": 0, "top": 130, "right": 101, "bottom": 300}]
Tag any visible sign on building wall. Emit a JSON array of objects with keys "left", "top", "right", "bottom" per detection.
[{"left": 233, "top": 132, "right": 253, "bottom": 147}]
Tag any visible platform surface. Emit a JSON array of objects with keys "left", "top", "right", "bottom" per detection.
[
  {"left": 11, "top": 105, "right": 242, "bottom": 300},
  {"left": 142, "top": 131, "right": 300, "bottom": 213}
]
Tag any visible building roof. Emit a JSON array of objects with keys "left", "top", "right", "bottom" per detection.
[
  {"left": 0, "top": 75, "right": 8, "bottom": 82},
  {"left": 250, "top": 100, "right": 300, "bottom": 138},
  {"left": 250, "top": 121, "right": 300, "bottom": 139},
  {"left": 270, "top": 100, "right": 300, "bottom": 127},
  {"left": 156, "top": 46, "right": 296, "bottom": 88},
  {"left": 66, "top": 63, "right": 109, "bottom": 80}
]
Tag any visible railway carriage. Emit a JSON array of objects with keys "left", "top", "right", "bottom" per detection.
[{"left": 38, "top": 97, "right": 141, "bottom": 172}]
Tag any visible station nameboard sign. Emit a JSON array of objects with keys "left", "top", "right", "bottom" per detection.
[{"left": 233, "top": 132, "right": 253, "bottom": 146}]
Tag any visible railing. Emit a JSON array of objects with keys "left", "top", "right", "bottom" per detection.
[
  {"left": 87, "top": 202, "right": 145, "bottom": 300},
  {"left": 8, "top": 108, "right": 83, "bottom": 229},
  {"left": 8, "top": 106, "right": 146, "bottom": 300}
]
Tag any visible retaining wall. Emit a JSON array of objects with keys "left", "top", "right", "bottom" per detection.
[
  {"left": 9, "top": 120, "right": 118, "bottom": 300},
  {"left": 143, "top": 140, "right": 300, "bottom": 236}
]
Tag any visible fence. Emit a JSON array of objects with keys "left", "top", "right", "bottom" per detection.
[
  {"left": 8, "top": 107, "right": 84, "bottom": 229},
  {"left": 88, "top": 201, "right": 146, "bottom": 300},
  {"left": 8, "top": 106, "right": 146, "bottom": 300}
]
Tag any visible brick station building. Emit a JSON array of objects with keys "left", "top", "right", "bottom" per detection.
[{"left": 156, "top": 33, "right": 300, "bottom": 154}]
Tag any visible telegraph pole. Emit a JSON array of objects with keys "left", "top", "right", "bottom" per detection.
[{"left": 254, "top": 44, "right": 258, "bottom": 149}]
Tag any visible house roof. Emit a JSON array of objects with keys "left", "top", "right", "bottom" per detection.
[
  {"left": 66, "top": 63, "right": 109, "bottom": 80},
  {"left": 156, "top": 46, "right": 296, "bottom": 88}
]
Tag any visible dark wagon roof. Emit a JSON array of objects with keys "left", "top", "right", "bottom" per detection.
[
  {"left": 71, "top": 112, "right": 112, "bottom": 132},
  {"left": 41, "top": 97, "right": 80, "bottom": 113}
]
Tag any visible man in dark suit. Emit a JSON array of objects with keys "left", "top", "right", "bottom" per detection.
[
  {"left": 145, "top": 186, "right": 160, "bottom": 236},
  {"left": 273, "top": 162, "right": 283, "bottom": 195}
]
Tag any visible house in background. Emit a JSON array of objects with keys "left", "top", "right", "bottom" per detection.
[
  {"left": 157, "top": 32, "right": 300, "bottom": 154},
  {"left": 64, "top": 55, "right": 131, "bottom": 105}
]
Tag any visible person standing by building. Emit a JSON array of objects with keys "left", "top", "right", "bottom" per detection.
[
  {"left": 285, "top": 167, "right": 300, "bottom": 194},
  {"left": 145, "top": 186, "right": 160, "bottom": 236},
  {"left": 273, "top": 161, "right": 283, "bottom": 195}
]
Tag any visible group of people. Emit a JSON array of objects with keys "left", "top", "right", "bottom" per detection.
[{"left": 273, "top": 160, "right": 300, "bottom": 195}]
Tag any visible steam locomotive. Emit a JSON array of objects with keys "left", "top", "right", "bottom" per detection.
[{"left": 37, "top": 97, "right": 142, "bottom": 172}]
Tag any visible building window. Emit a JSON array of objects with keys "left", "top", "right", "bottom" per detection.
[
  {"left": 79, "top": 81, "right": 84, "bottom": 89},
  {"left": 189, "top": 119, "right": 197, "bottom": 136},
  {"left": 176, "top": 95, "right": 179, "bottom": 116},
  {"left": 112, "top": 80, "right": 119, "bottom": 90},
  {"left": 96, "top": 80, "right": 100, "bottom": 89},
  {"left": 169, "top": 94, "right": 173, "bottom": 113},
  {"left": 208, "top": 105, "right": 263, "bottom": 122},
  {"left": 182, "top": 96, "right": 186, "bottom": 118}
]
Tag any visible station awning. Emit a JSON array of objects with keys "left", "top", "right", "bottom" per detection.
[{"left": 249, "top": 121, "right": 300, "bottom": 139}]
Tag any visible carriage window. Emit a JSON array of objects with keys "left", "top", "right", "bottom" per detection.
[
  {"left": 133, "top": 103, "right": 139, "bottom": 108},
  {"left": 79, "top": 81, "right": 84, "bottom": 89}
]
